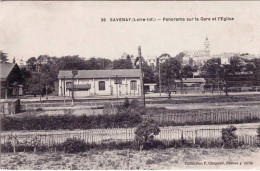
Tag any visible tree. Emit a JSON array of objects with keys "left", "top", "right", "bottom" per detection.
[
  {"left": 188, "top": 58, "right": 194, "bottom": 66},
  {"left": 20, "top": 68, "right": 32, "bottom": 92},
  {"left": 221, "top": 126, "right": 238, "bottom": 148},
  {"left": 12, "top": 57, "right": 16, "bottom": 63},
  {"left": 26, "top": 57, "right": 37, "bottom": 71},
  {"left": 202, "top": 58, "right": 221, "bottom": 78},
  {"left": 112, "top": 58, "right": 133, "bottom": 69},
  {"left": 26, "top": 73, "right": 44, "bottom": 96},
  {"left": 229, "top": 56, "right": 244, "bottom": 73},
  {"left": 86, "top": 57, "right": 112, "bottom": 70},
  {"left": 182, "top": 65, "right": 196, "bottom": 78},
  {"left": 0, "top": 50, "right": 8, "bottom": 63},
  {"left": 160, "top": 57, "right": 182, "bottom": 98},
  {"left": 135, "top": 119, "right": 160, "bottom": 151},
  {"left": 175, "top": 52, "right": 185, "bottom": 64},
  {"left": 202, "top": 58, "right": 223, "bottom": 92},
  {"left": 136, "top": 60, "right": 156, "bottom": 84},
  {"left": 202, "top": 56, "right": 245, "bottom": 96}
]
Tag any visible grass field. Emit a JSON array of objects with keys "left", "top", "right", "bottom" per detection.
[{"left": 1, "top": 148, "right": 259, "bottom": 170}]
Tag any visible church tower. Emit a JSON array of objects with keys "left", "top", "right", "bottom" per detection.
[{"left": 204, "top": 36, "right": 210, "bottom": 56}]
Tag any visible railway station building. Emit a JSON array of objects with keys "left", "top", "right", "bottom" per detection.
[{"left": 58, "top": 69, "right": 142, "bottom": 97}]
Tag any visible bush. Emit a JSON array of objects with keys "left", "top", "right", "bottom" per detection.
[
  {"left": 257, "top": 126, "right": 260, "bottom": 146},
  {"left": 221, "top": 126, "right": 238, "bottom": 148},
  {"left": 167, "top": 139, "right": 193, "bottom": 148},
  {"left": 99, "top": 141, "right": 135, "bottom": 150},
  {"left": 194, "top": 138, "right": 222, "bottom": 148},
  {"left": 62, "top": 138, "right": 88, "bottom": 153},
  {"left": 142, "top": 140, "right": 166, "bottom": 150},
  {"left": 123, "top": 97, "right": 130, "bottom": 108},
  {"left": 135, "top": 119, "right": 160, "bottom": 151},
  {"left": 0, "top": 142, "right": 13, "bottom": 153},
  {"left": 36, "top": 108, "right": 43, "bottom": 111}
]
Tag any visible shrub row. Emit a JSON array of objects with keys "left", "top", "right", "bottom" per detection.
[
  {"left": 1, "top": 113, "right": 142, "bottom": 131},
  {"left": 2, "top": 113, "right": 259, "bottom": 131}
]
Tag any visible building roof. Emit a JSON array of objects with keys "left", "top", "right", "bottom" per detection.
[
  {"left": 175, "top": 78, "right": 206, "bottom": 83},
  {"left": 0, "top": 63, "right": 17, "bottom": 80},
  {"left": 58, "top": 69, "right": 141, "bottom": 79}
]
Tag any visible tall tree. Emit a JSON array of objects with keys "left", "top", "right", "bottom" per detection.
[
  {"left": 136, "top": 60, "right": 156, "bottom": 83},
  {"left": 229, "top": 56, "right": 244, "bottom": 73},
  {"left": 26, "top": 57, "right": 37, "bottom": 71},
  {"left": 25, "top": 73, "right": 44, "bottom": 97},
  {"left": 0, "top": 51, "right": 8, "bottom": 63},
  {"left": 161, "top": 57, "right": 182, "bottom": 98}
]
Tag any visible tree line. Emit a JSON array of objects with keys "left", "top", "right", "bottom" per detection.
[{"left": 1, "top": 50, "right": 260, "bottom": 97}]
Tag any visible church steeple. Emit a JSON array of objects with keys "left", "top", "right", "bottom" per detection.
[{"left": 204, "top": 36, "right": 210, "bottom": 56}]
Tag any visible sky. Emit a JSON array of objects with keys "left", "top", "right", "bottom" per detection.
[{"left": 0, "top": 1, "right": 260, "bottom": 62}]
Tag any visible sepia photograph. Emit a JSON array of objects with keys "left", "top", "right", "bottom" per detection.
[{"left": 0, "top": 1, "right": 260, "bottom": 170}]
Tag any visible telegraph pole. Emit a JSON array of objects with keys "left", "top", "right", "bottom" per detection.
[
  {"left": 63, "top": 76, "right": 66, "bottom": 105},
  {"left": 116, "top": 75, "right": 119, "bottom": 99},
  {"left": 138, "top": 46, "right": 145, "bottom": 106},
  {"left": 45, "top": 84, "right": 48, "bottom": 100},
  {"left": 158, "top": 57, "right": 162, "bottom": 98}
]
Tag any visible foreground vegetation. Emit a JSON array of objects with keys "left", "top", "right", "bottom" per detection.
[{"left": 1, "top": 148, "right": 259, "bottom": 170}]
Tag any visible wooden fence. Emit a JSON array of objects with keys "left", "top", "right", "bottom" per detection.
[
  {"left": 146, "top": 109, "right": 260, "bottom": 125},
  {"left": 1, "top": 127, "right": 259, "bottom": 147}
]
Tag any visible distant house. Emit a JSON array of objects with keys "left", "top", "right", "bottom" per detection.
[
  {"left": 58, "top": 69, "right": 142, "bottom": 97},
  {"left": 0, "top": 63, "right": 23, "bottom": 98},
  {"left": 174, "top": 78, "right": 206, "bottom": 93}
]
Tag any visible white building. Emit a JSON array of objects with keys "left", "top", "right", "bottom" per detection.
[
  {"left": 146, "top": 57, "right": 157, "bottom": 68},
  {"left": 146, "top": 54, "right": 171, "bottom": 68},
  {"left": 182, "top": 37, "right": 211, "bottom": 66},
  {"left": 58, "top": 69, "right": 142, "bottom": 97}
]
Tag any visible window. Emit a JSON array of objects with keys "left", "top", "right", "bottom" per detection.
[
  {"left": 66, "top": 82, "right": 72, "bottom": 91},
  {"left": 130, "top": 80, "right": 137, "bottom": 90},
  {"left": 99, "top": 81, "right": 105, "bottom": 90}
]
